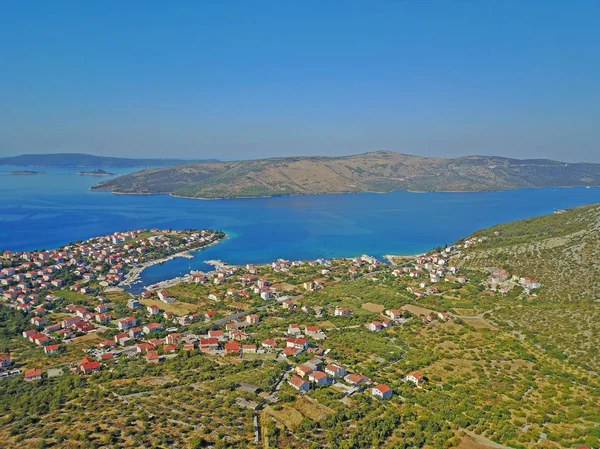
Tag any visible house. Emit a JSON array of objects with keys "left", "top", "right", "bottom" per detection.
[
  {"left": 344, "top": 373, "right": 369, "bottom": 386},
  {"left": 325, "top": 364, "right": 346, "bottom": 378},
  {"left": 114, "top": 333, "right": 130, "bottom": 346},
  {"left": 334, "top": 307, "right": 351, "bottom": 316},
  {"left": 24, "top": 368, "right": 43, "bottom": 381},
  {"left": 163, "top": 344, "right": 178, "bottom": 352},
  {"left": 165, "top": 333, "right": 181, "bottom": 345},
  {"left": 288, "top": 323, "right": 302, "bottom": 335},
  {"left": 372, "top": 383, "right": 393, "bottom": 399},
  {"left": 366, "top": 321, "right": 383, "bottom": 332},
  {"left": 241, "top": 344, "right": 257, "bottom": 353},
  {"left": 230, "top": 330, "right": 248, "bottom": 341},
  {"left": 205, "top": 310, "right": 218, "bottom": 320},
  {"left": 287, "top": 337, "right": 308, "bottom": 350},
  {"left": 136, "top": 343, "right": 154, "bottom": 353},
  {"left": 127, "top": 298, "right": 140, "bottom": 309},
  {"left": 282, "top": 346, "right": 303, "bottom": 357},
  {"left": 31, "top": 316, "right": 48, "bottom": 326},
  {"left": 95, "top": 313, "right": 112, "bottom": 324},
  {"left": 289, "top": 375, "right": 311, "bottom": 392},
  {"left": 309, "top": 371, "right": 331, "bottom": 386},
  {"left": 43, "top": 323, "right": 62, "bottom": 334},
  {"left": 80, "top": 361, "right": 102, "bottom": 375},
  {"left": 44, "top": 344, "right": 60, "bottom": 355},
  {"left": 224, "top": 340, "right": 240, "bottom": 354},
  {"left": 128, "top": 327, "right": 143, "bottom": 339},
  {"left": 406, "top": 371, "right": 425, "bottom": 385},
  {"left": 143, "top": 323, "right": 162, "bottom": 334},
  {"left": 157, "top": 290, "right": 170, "bottom": 302},
  {"left": 305, "top": 326, "right": 324, "bottom": 339},
  {"left": 117, "top": 317, "right": 136, "bottom": 330},
  {"left": 208, "top": 329, "right": 226, "bottom": 341},
  {"left": 386, "top": 309, "right": 404, "bottom": 320},
  {"left": 34, "top": 334, "right": 50, "bottom": 346},
  {"left": 262, "top": 339, "right": 278, "bottom": 349},
  {"left": 95, "top": 303, "right": 108, "bottom": 314},
  {"left": 199, "top": 337, "right": 219, "bottom": 351},
  {"left": 99, "top": 340, "right": 116, "bottom": 349},
  {"left": 296, "top": 363, "right": 315, "bottom": 377},
  {"left": 305, "top": 358, "right": 323, "bottom": 371},
  {"left": 23, "top": 329, "right": 37, "bottom": 340},
  {"left": 246, "top": 313, "right": 259, "bottom": 325},
  {"left": 147, "top": 304, "right": 161, "bottom": 316},
  {"left": 0, "top": 354, "right": 10, "bottom": 370},
  {"left": 146, "top": 351, "right": 162, "bottom": 363}
]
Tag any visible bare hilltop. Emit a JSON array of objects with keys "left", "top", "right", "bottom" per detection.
[{"left": 91, "top": 150, "right": 600, "bottom": 199}]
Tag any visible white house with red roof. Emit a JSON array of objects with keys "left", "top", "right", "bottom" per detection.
[
  {"left": 406, "top": 371, "right": 425, "bottom": 385},
  {"left": 143, "top": 323, "right": 162, "bottom": 334},
  {"left": 325, "top": 364, "right": 346, "bottom": 378},
  {"left": 309, "top": 371, "right": 331, "bottom": 386},
  {"left": 24, "top": 368, "right": 42, "bottom": 381},
  {"left": 289, "top": 375, "right": 311, "bottom": 392},
  {"left": 344, "top": 373, "right": 369, "bottom": 385},
  {"left": 80, "top": 361, "right": 101, "bottom": 375},
  {"left": 262, "top": 339, "right": 278, "bottom": 349},
  {"left": 44, "top": 344, "right": 60, "bottom": 355},
  {"left": 372, "top": 383, "right": 393, "bottom": 399},
  {"left": 286, "top": 337, "right": 308, "bottom": 350},
  {"left": 117, "top": 317, "right": 136, "bottom": 330}
]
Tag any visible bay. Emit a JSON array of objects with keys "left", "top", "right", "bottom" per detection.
[{"left": 1, "top": 165, "right": 599, "bottom": 292}]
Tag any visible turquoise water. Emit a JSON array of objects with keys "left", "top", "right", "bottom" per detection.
[{"left": 1, "top": 165, "right": 599, "bottom": 292}]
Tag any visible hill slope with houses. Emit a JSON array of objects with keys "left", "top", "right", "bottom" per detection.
[{"left": 450, "top": 203, "right": 600, "bottom": 372}]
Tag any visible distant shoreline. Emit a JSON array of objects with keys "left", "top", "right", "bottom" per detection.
[
  {"left": 92, "top": 184, "right": 596, "bottom": 202},
  {"left": 9, "top": 170, "right": 45, "bottom": 175}
]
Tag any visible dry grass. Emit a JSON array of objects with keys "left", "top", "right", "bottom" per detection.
[
  {"left": 140, "top": 298, "right": 199, "bottom": 315},
  {"left": 290, "top": 396, "right": 334, "bottom": 420},
  {"left": 461, "top": 317, "right": 497, "bottom": 330},
  {"left": 361, "top": 302, "right": 385, "bottom": 313},
  {"left": 401, "top": 304, "right": 435, "bottom": 316},
  {"left": 265, "top": 405, "right": 305, "bottom": 431}
]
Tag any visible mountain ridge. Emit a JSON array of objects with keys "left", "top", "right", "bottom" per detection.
[{"left": 91, "top": 151, "right": 600, "bottom": 198}]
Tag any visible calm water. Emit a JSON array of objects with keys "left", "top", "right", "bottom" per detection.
[{"left": 1, "top": 165, "right": 599, "bottom": 291}]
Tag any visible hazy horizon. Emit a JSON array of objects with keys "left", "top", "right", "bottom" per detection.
[{"left": 1, "top": 2, "right": 599, "bottom": 162}]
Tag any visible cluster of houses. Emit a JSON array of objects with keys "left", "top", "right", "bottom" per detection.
[
  {"left": 19, "top": 298, "right": 123, "bottom": 351},
  {"left": 288, "top": 358, "right": 395, "bottom": 399},
  {"left": 1, "top": 229, "right": 220, "bottom": 308},
  {"left": 486, "top": 267, "right": 541, "bottom": 295}
]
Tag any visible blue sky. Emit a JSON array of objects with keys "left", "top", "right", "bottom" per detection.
[{"left": 1, "top": 1, "right": 599, "bottom": 161}]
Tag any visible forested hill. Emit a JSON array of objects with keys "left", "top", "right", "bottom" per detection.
[
  {"left": 0, "top": 153, "right": 217, "bottom": 168},
  {"left": 452, "top": 203, "right": 600, "bottom": 372},
  {"left": 91, "top": 150, "right": 600, "bottom": 198}
]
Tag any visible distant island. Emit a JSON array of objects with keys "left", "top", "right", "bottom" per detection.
[
  {"left": 76, "top": 169, "right": 116, "bottom": 176},
  {"left": 0, "top": 152, "right": 219, "bottom": 168},
  {"left": 9, "top": 170, "right": 45, "bottom": 175},
  {"left": 91, "top": 150, "right": 600, "bottom": 199}
]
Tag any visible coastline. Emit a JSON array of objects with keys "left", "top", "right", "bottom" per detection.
[
  {"left": 93, "top": 184, "right": 599, "bottom": 202},
  {"left": 119, "top": 237, "right": 225, "bottom": 287}
]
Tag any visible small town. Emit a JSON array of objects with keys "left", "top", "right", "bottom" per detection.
[{"left": 0, "top": 225, "right": 566, "bottom": 449}]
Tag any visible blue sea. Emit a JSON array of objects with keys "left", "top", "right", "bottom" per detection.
[{"left": 1, "top": 165, "right": 599, "bottom": 292}]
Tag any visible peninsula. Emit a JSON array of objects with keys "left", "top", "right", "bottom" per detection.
[
  {"left": 91, "top": 150, "right": 600, "bottom": 199},
  {"left": 9, "top": 170, "right": 45, "bottom": 175}
]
